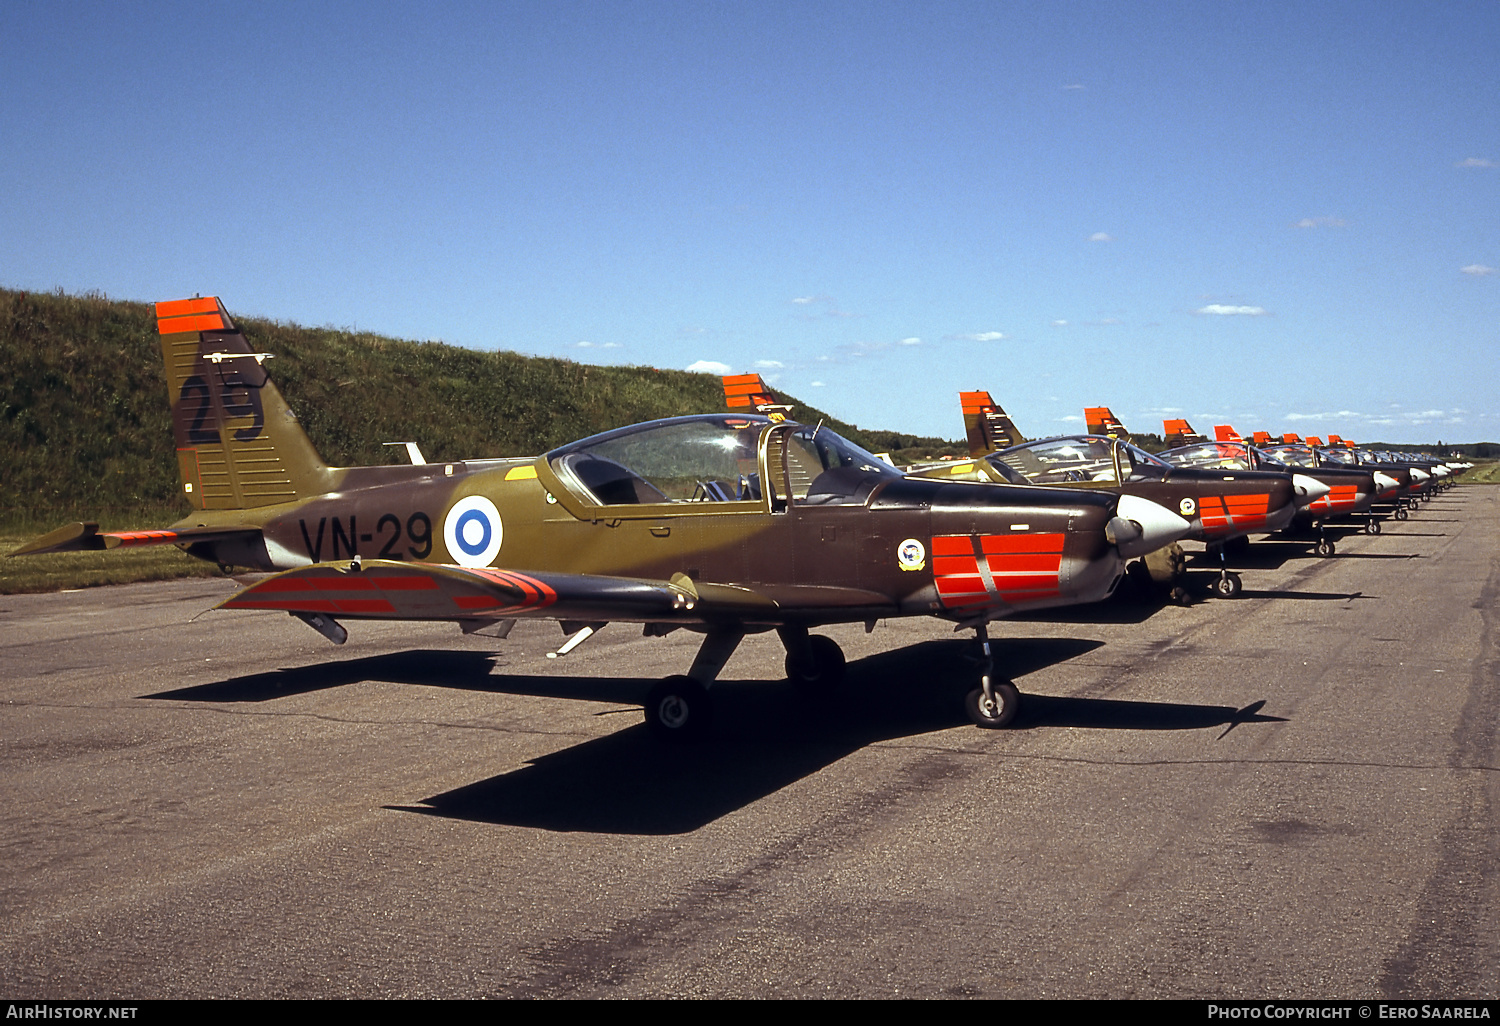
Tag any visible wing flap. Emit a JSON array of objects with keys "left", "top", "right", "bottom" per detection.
[{"left": 219, "top": 560, "right": 708, "bottom": 623}]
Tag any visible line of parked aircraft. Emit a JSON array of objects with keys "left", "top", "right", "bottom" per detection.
[{"left": 9, "top": 297, "right": 1467, "bottom": 739}]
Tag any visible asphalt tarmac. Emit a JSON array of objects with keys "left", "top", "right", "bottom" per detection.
[{"left": 2, "top": 487, "right": 1496, "bottom": 999}]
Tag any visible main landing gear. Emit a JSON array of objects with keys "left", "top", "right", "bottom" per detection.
[
  {"left": 1363, "top": 517, "right": 1382, "bottom": 535},
  {"left": 966, "top": 623, "right": 1021, "bottom": 728},
  {"left": 641, "top": 624, "right": 851, "bottom": 742}
]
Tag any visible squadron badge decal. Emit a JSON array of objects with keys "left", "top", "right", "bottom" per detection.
[{"left": 897, "top": 538, "right": 926, "bottom": 571}]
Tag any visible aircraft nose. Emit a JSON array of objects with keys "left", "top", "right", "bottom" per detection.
[
  {"left": 1374, "top": 471, "right": 1400, "bottom": 495},
  {"left": 1431, "top": 465, "right": 1449, "bottom": 478},
  {"left": 1409, "top": 467, "right": 1431, "bottom": 485},
  {"left": 1106, "top": 494, "right": 1192, "bottom": 559},
  {"left": 1291, "top": 473, "right": 1331, "bottom": 508}
]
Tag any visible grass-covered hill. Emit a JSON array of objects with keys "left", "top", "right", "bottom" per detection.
[{"left": 1, "top": 287, "right": 960, "bottom": 529}]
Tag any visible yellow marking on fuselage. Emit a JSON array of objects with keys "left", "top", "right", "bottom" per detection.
[{"left": 505, "top": 465, "right": 538, "bottom": 481}]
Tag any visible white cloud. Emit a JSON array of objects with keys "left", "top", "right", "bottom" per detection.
[
  {"left": 1089, "top": 232, "right": 1113, "bottom": 242},
  {"left": 1461, "top": 264, "right": 1495, "bottom": 276},
  {"left": 900, "top": 336, "right": 921, "bottom": 346},
  {"left": 954, "top": 331, "right": 1006, "bottom": 341},
  {"left": 1095, "top": 317, "right": 1122, "bottom": 326},
  {"left": 602, "top": 342, "right": 621, "bottom": 349},
  {"left": 810, "top": 381, "right": 825, "bottom": 387},
  {"left": 1051, "top": 320, "right": 1068, "bottom": 327},
  {"left": 1063, "top": 83, "right": 1085, "bottom": 91},
  {"left": 754, "top": 359, "right": 784, "bottom": 368},
  {"left": 1293, "top": 216, "right": 1347, "bottom": 229},
  {"left": 1059, "top": 415, "right": 1082, "bottom": 422},
  {"left": 1196, "top": 304, "right": 1268, "bottom": 316},
  {"left": 574, "top": 341, "right": 594, "bottom": 348},
  {"left": 1285, "top": 410, "right": 1363, "bottom": 421},
  {"left": 1457, "top": 157, "right": 1495, "bottom": 168},
  {"left": 792, "top": 296, "right": 817, "bottom": 304},
  {"left": 686, "top": 360, "right": 733, "bottom": 374}
]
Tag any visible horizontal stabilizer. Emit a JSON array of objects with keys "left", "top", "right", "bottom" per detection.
[{"left": 9, "top": 521, "right": 261, "bottom": 557}]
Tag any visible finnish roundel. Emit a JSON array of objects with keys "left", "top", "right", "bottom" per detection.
[
  {"left": 443, "top": 495, "right": 503, "bottom": 567},
  {"left": 1179, "top": 497, "right": 1197, "bottom": 516}
]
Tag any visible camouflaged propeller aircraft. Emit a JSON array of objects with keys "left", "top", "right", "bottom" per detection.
[
  {"left": 10, "top": 299, "right": 1196, "bottom": 737},
  {"left": 909, "top": 395, "right": 1329, "bottom": 599},
  {"left": 1157, "top": 424, "right": 1380, "bottom": 548}
]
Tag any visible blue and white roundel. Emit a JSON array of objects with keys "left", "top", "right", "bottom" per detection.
[{"left": 443, "top": 495, "right": 504, "bottom": 567}]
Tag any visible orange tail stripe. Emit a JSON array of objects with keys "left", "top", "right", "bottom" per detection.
[{"left": 157, "top": 312, "right": 227, "bottom": 335}]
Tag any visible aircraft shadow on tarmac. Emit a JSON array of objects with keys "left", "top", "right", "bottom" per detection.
[{"left": 372, "top": 639, "right": 1285, "bottom": 835}]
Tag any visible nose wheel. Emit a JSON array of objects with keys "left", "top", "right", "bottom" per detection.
[
  {"left": 967, "top": 623, "right": 1023, "bottom": 728},
  {"left": 1214, "top": 571, "right": 1243, "bottom": 599},
  {"left": 1364, "top": 518, "right": 1381, "bottom": 535},
  {"left": 1314, "top": 538, "right": 1336, "bottom": 557},
  {"left": 966, "top": 680, "right": 1020, "bottom": 728}
]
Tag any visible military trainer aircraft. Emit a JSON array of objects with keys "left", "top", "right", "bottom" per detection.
[
  {"left": 1157, "top": 424, "right": 1380, "bottom": 550},
  {"left": 11, "top": 297, "right": 1195, "bottom": 737},
  {"left": 910, "top": 396, "right": 1325, "bottom": 598}
]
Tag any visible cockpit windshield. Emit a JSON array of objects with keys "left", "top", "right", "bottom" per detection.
[
  {"left": 545, "top": 414, "right": 900, "bottom": 507},
  {"left": 1162, "top": 441, "right": 1256, "bottom": 472},
  {"left": 988, "top": 435, "right": 1169, "bottom": 485}
]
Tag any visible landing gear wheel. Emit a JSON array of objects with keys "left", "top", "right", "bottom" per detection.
[
  {"left": 784, "top": 634, "right": 846, "bottom": 690},
  {"left": 966, "top": 680, "right": 1020, "bottom": 729},
  {"left": 1215, "top": 572, "right": 1242, "bottom": 599},
  {"left": 1364, "top": 519, "right": 1381, "bottom": 535},
  {"left": 1315, "top": 538, "right": 1336, "bottom": 557},
  {"left": 644, "top": 676, "right": 711, "bottom": 742},
  {"left": 1394, "top": 506, "right": 1409, "bottom": 521}
]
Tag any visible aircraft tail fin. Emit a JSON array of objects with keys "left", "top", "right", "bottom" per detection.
[
  {"left": 1214, "top": 424, "right": 1243, "bottom": 442},
  {"left": 960, "top": 391, "right": 1026, "bottom": 457},
  {"left": 722, "top": 373, "right": 793, "bottom": 422},
  {"left": 1307, "top": 436, "right": 1325, "bottom": 447},
  {"left": 1163, "top": 418, "right": 1207, "bottom": 448},
  {"left": 157, "top": 297, "right": 332, "bottom": 511},
  {"left": 1282, "top": 433, "right": 1302, "bottom": 444},
  {"left": 1252, "top": 431, "right": 1273, "bottom": 446},
  {"left": 1085, "top": 406, "right": 1129, "bottom": 440}
]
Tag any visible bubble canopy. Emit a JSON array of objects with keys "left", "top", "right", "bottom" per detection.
[{"left": 544, "top": 414, "right": 901, "bottom": 508}]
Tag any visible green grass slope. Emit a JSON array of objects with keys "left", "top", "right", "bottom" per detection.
[{"left": 1, "top": 287, "right": 958, "bottom": 590}]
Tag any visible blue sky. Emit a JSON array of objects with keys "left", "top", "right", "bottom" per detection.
[{"left": 2, "top": 1, "right": 1495, "bottom": 443}]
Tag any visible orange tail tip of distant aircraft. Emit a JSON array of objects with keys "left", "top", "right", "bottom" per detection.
[
  {"left": 959, "top": 391, "right": 1026, "bottom": 457},
  {"left": 1084, "top": 407, "right": 1129, "bottom": 439},
  {"left": 1162, "top": 419, "right": 1207, "bottom": 448}
]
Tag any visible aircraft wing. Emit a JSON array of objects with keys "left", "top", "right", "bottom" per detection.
[
  {"left": 215, "top": 560, "right": 889, "bottom": 627},
  {"left": 8, "top": 521, "right": 262, "bottom": 556}
]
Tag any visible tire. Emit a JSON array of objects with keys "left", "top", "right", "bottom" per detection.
[
  {"left": 1394, "top": 507, "right": 1409, "bottom": 521},
  {"left": 1364, "top": 519, "right": 1381, "bottom": 535},
  {"left": 1215, "top": 573, "right": 1242, "bottom": 599},
  {"left": 644, "top": 676, "right": 711, "bottom": 741},
  {"left": 785, "top": 634, "right": 846, "bottom": 689},
  {"left": 966, "top": 680, "right": 1020, "bottom": 729},
  {"left": 1315, "top": 539, "right": 1336, "bottom": 557}
]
